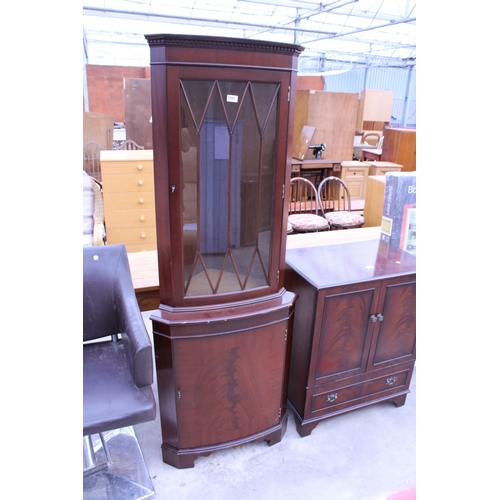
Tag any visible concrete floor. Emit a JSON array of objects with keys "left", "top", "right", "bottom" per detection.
[{"left": 135, "top": 311, "right": 416, "bottom": 500}]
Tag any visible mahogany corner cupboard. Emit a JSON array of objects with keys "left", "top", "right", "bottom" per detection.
[
  {"left": 285, "top": 239, "right": 416, "bottom": 437},
  {"left": 145, "top": 34, "right": 302, "bottom": 468}
]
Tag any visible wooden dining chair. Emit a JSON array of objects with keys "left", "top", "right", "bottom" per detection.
[
  {"left": 114, "top": 139, "right": 145, "bottom": 150},
  {"left": 318, "top": 176, "right": 365, "bottom": 230},
  {"left": 288, "top": 177, "right": 329, "bottom": 234}
]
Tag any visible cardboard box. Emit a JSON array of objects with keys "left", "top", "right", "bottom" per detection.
[{"left": 380, "top": 172, "right": 416, "bottom": 254}]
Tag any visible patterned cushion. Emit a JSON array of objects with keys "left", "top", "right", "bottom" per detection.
[
  {"left": 289, "top": 213, "right": 329, "bottom": 232},
  {"left": 325, "top": 211, "right": 365, "bottom": 228}
]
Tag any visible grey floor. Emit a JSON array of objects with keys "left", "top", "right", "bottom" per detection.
[{"left": 135, "top": 311, "right": 416, "bottom": 500}]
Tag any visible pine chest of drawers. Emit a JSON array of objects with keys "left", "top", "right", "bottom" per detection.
[{"left": 100, "top": 150, "right": 156, "bottom": 252}]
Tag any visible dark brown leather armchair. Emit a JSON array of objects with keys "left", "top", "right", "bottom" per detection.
[{"left": 83, "top": 244, "right": 156, "bottom": 497}]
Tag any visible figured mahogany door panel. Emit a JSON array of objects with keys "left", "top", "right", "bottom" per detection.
[
  {"left": 173, "top": 322, "right": 287, "bottom": 449},
  {"left": 370, "top": 279, "right": 416, "bottom": 368},
  {"left": 314, "top": 287, "right": 376, "bottom": 384}
]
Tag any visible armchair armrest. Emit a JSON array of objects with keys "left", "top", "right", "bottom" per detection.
[{"left": 113, "top": 246, "right": 154, "bottom": 388}]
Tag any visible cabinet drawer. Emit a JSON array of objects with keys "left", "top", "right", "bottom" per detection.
[
  {"left": 106, "top": 225, "right": 157, "bottom": 247},
  {"left": 344, "top": 167, "right": 367, "bottom": 179},
  {"left": 310, "top": 366, "right": 411, "bottom": 413},
  {"left": 101, "top": 172, "right": 155, "bottom": 193},
  {"left": 101, "top": 160, "right": 153, "bottom": 174},
  {"left": 103, "top": 191, "right": 155, "bottom": 212},
  {"left": 104, "top": 208, "right": 156, "bottom": 229}
]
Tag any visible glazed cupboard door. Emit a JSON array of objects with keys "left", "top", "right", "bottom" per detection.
[
  {"left": 161, "top": 66, "right": 291, "bottom": 307},
  {"left": 367, "top": 275, "right": 416, "bottom": 370}
]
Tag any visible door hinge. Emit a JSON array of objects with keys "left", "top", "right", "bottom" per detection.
[
  {"left": 282, "top": 184, "right": 285, "bottom": 199},
  {"left": 287, "top": 86, "right": 290, "bottom": 102},
  {"left": 277, "top": 270, "right": 280, "bottom": 283},
  {"left": 284, "top": 328, "right": 288, "bottom": 341}
]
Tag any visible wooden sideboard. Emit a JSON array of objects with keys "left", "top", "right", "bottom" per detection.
[
  {"left": 363, "top": 175, "right": 386, "bottom": 227},
  {"left": 381, "top": 127, "right": 416, "bottom": 172},
  {"left": 100, "top": 150, "right": 156, "bottom": 252},
  {"left": 365, "top": 161, "right": 403, "bottom": 176},
  {"left": 284, "top": 232, "right": 416, "bottom": 437}
]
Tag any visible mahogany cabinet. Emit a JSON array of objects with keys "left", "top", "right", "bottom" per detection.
[
  {"left": 145, "top": 34, "right": 302, "bottom": 468},
  {"left": 285, "top": 239, "right": 416, "bottom": 437},
  {"left": 381, "top": 127, "right": 416, "bottom": 172}
]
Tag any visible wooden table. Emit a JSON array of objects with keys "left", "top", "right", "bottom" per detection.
[
  {"left": 129, "top": 227, "right": 382, "bottom": 311},
  {"left": 361, "top": 148, "right": 382, "bottom": 161},
  {"left": 291, "top": 158, "right": 342, "bottom": 180}
]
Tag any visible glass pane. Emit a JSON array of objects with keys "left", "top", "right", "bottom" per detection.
[
  {"left": 180, "top": 78, "right": 279, "bottom": 297},
  {"left": 180, "top": 91, "right": 198, "bottom": 282}
]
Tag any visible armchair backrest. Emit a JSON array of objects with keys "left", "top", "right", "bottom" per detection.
[{"left": 83, "top": 244, "right": 136, "bottom": 342}]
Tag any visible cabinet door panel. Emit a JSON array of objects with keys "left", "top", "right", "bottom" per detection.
[
  {"left": 372, "top": 280, "right": 416, "bottom": 367},
  {"left": 315, "top": 288, "right": 375, "bottom": 382},
  {"left": 173, "top": 322, "right": 287, "bottom": 448}
]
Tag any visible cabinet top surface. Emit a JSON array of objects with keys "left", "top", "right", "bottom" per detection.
[
  {"left": 100, "top": 150, "right": 154, "bottom": 161},
  {"left": 286, "top": 239, "right": 416, "bottom": 289}
]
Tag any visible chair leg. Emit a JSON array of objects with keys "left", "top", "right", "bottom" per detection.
[
  {"left": 83, "top": 433, "right": 111, "bottom": 477},
  {"left": 83, "top": 426, "right": 155, "bottom": 500}
]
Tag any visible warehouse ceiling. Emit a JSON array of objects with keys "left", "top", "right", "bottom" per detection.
[{"left": 83, "top": 0, "right": 416, "bottom": 73}]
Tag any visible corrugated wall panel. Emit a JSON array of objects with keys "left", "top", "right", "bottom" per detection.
[{"left": 324, "top": 67, "right": 416, "bottom": 127}]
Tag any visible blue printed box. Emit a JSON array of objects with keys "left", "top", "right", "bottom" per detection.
[{"left": 380, "top": 172, "right": 416, "bottom": 255}]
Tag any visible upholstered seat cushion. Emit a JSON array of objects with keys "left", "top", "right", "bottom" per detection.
[
  {"left": 288, "top": 213, "right": 329, "bottom": 232},
  {"left": 83, "top": 340, "right": 156, "bottom": 436},
  {"left": 325, "top": 211, "right": 365, "bottom": 227}
]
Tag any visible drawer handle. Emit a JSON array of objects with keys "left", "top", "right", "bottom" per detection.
[
  {"left": 140, "top": 216, "right": 145, "bottom": 222},
  {"left": 377, "top": 313, "right": 384, "bottom": 322},
  {"left": 370, "top": 314, "right": 385, "bottom": 322},
  {"left": 386, "top": 377, "right": 396, "bottom": 386},
  {"left": 138, "top": 179, "right": 144, "bottom": 186},
  {"left": 326, "top": 393, "right": 337, "bottom": 403},
  {"left": 137, "top": 164, "right": 143, "bottom": 170},
  {"left": 141, "top": 233, "right": 146, "bottom": 239},
  {"left": 139, "top": 198, "right": 144, "bottom": 204}
]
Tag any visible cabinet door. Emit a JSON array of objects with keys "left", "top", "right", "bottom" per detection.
[
  {"left": 312, "top": 283, "right": 378, "bottom": 385},
  {"left": 368, "top": 276, "right": 416, "bottom": 369},
  {"left": 172, "top": 321, "right": 288, "bottom": 449},
  {"left": 162, "top": 67, "right": 291, "bottom": 306}
]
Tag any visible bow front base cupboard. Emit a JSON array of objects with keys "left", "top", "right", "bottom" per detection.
[{"left": 285, "top": 239, "right": 416, "bottom": 437}]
